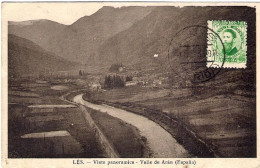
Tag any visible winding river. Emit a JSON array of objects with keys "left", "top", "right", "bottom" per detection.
[{"left": 73, "top": 94, "right": 190, "bottom": 158}]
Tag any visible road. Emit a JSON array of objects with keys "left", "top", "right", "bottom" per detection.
[{"left": 73, "top": 94, "right": 190, "bottom": 158}]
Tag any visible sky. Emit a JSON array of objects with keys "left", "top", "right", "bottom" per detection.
[
  {"left": 3, "top": 2, "right": 252, "bottom": 25},
  {"left": 2, "top": 3, "right": 129, "bottom": 25}
]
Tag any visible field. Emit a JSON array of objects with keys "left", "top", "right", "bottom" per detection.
[
  {"left": 8, "top": 79, "right": 150, "bottom": 158},
  {"left": 8, "top": 77, "right": 256, "bottom": 158},
  {"left": 66, "top": 89, "right": 151, "bottom": 157},
  {"left": 84, "top": 85, "right": 256, "bottom": 157},
  {"left": 8, "top": 80, "right": 104, "bottom": 158},
  {"left": 86, "top": 106, "right": 152, "bottom": 158},
  {"left": 139, "top": 94, "right": 256, "bottom": 157},
  {"left": 87, "top": 86, "right": 173, "bottom": 103}
]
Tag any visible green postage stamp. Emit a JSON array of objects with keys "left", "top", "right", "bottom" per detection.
[{"left": 207, "top": 20, "right": 247, "bottom": 68}]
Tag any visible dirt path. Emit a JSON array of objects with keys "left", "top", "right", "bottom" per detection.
[{"left": 73, "top": 94, "right": 190, "bottom": 158}]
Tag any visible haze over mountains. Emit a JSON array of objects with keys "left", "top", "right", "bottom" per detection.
[
  {"left": 9, "top": 6, "right": 155, "bottom": 64},
  {"left": 9, "top": 6, "right": 256, "bottom": 81},
  {"left": 98, "top": 7, "right": 255, "bottom": 67},
  {"left": 9, "top": 19, "right": 66, "bottom": 52},
  {"left": 8, "top": 34, "right": 78, "bottom": 77}
]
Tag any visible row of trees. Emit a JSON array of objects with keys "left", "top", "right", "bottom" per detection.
[{"left": 104, "top": 75, "right": 125, "bottom": 89}]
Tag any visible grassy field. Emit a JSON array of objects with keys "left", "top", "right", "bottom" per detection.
[
  {"left": 85, "top": 106, "right": 152, "bottom": 158},
  {"left": 138, "top": 94, "right": 256, "bottom": 157},
  {"left": 65, "top": 90, "right": 152, "bottom": 157},
  {"left": 9, "top": 77, "right": 255, "bottom": 158},
  {"left": 90, "top": 86, "right": 171, "bottom": 103},
  {"left": 9, "top": 79, "right": 152, "bottom": 158},
  {"left": 84, "top": 85, "right": 256, "bottom": 158},
  {"left": 8, "top": 80, "right": 104, "bottom": 158}
]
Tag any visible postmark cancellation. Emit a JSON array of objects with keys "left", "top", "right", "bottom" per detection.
[{"left": 207, "top": 20, "right": 247, "bottom": 68}]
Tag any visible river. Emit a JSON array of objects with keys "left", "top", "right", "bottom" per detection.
[{"left": 73, "top": 94, "right": 190, "bottom": 158}]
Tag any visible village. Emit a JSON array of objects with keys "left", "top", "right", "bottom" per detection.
[{"left": 31, "top": 63, "right": 174, "bottom": 92}]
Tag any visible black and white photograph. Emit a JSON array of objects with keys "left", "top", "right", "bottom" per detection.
[{"left": 2, "top": 2, "right": 257, "bottom": 165}]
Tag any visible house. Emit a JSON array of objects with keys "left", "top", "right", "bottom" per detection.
[
  {"left": 90, "top": 83, "right": 102, "bottom": 90},
  {"left": 36, "top": 80, "right": 48, "bottom": 84},
  {"left": 118, "top": 66, "right": 125, "bottom": 72},
  {"left": 125, "top": 81, "right": 138, "bottom": 87},
  {"left": 153, "top": 79, "right": 162, "bottom": 85}
]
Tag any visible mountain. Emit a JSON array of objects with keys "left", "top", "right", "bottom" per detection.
[
  {"left": 96, "top": 6, "right": 255, "bottom": 93},
  {"left": 8, "top": 19, "right": 66, "bottom": 52},
  {"left": 8, "top": 6, "right": 255, "bottom": 85},
  {"left": 8, "top": 34, "right": 78, "bottom": 78},
  {"left": 8, "top": 6, "right": 155, "bottom": 64},
  {"left": 97, "top": 6, "right": 255, "bottom": 68}
]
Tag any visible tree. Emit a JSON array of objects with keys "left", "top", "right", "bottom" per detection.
[
  {"left": 126, "top": 76, "right": 133, "bottom": 82},
  {"left": 104, "top": 74, "right": 125, "bottom": 89},
  {"left": 107, "top": 75, "right": 112, "bottom": 88},
  {"left": 109, "top": 63, "right": 123, "bottom": 72}
]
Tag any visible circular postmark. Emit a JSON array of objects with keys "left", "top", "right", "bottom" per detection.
[{"left": 167, "top": 25, "right": 226, "bottom": 84}]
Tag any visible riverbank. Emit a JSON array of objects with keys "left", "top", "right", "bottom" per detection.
[
  {"left": 65, "top": 90, "right": 152, "bottom": 158},
  {"left": 74, "top": 94, "right": 190, "bottom": 158},
  {"left": 82, "top": 91, "right": 218, "bottom": 157}
]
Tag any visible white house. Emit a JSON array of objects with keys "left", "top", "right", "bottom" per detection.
[
  {"left": 125, "top": 81, "right": 138, "bottom": 87},
  {"left": 90, "top": 83, "right": 101, "bottom": 90}
]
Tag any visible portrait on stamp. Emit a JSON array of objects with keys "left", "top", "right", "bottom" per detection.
[
  {"left": 222, "top": 28, "right": 239, "bottom": 55},
  {"left": 207, "top": 20, "right": 247, "bottom": 68}
]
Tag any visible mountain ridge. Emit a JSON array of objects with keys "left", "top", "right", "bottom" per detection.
[
  {"left": 97, "top": 6, "right": 256, "bottom": 68},
  {"left": 8, "top": 34, "right": 79, "bottom": 78},
  {"left": 9, "top": 6, "right": 156, "bottom": 64}
]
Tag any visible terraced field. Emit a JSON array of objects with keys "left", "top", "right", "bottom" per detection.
[
  {"left": 8, "top": 78, "right": 256, "bottom": 158},
  {"left": 86, "top": 85, "right": 256, "bottom": 157},
  {"left": 8, "top": 81, "right": 104, "bottom": 158},
  {"left": 8, "top": 80, "right": 150, "bottom": 158},
  {"left": 140, "top": 94, "right": 256, "bottom": 157}
]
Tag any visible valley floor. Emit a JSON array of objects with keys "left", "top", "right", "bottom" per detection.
[
  {"left": 74, "top": 94, "right": 190, "bottom": 158},
  {"left": 8, "top": 79, "right": 256, "bottom": 158},
  {"left": 8, "top": 80, "right": 149, "bottom": 158},
  {"left": 85, "top": 85, "right": 256, "bottom": 157}
]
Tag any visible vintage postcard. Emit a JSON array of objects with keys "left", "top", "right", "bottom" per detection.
[{"left": 1, "top": 2, "right": 259, "bottom": 168}]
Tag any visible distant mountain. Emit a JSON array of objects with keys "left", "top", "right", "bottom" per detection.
[
  {"left": 9, "top": 19, "right": 66, "bottom": 52},
  {"left": 8, "top": 34, "right": 78, "bottom": 78},
  {"left": 8, "top": 6, "right": 255, "bottom": 85},
  {"left": 8, "top": 6, "right": 155, "bottom": 64},
  {"left": 96, "top": 6, "right": 255, "bottom": 92},
  {"left": 97, "top": 6, "right": 255, "bottom": 68}
]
